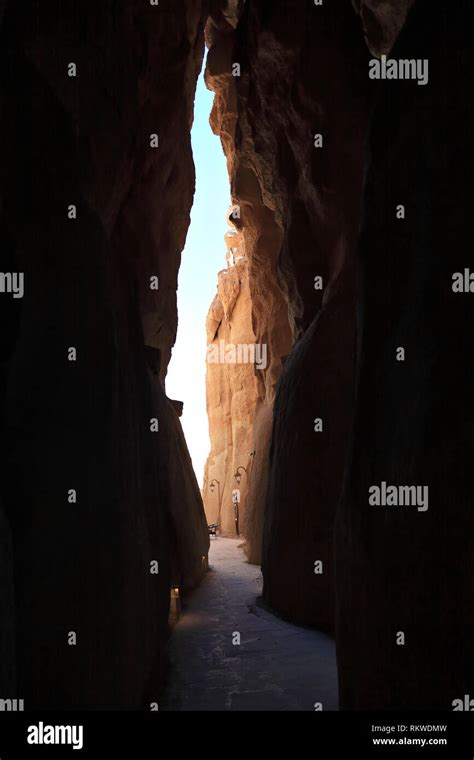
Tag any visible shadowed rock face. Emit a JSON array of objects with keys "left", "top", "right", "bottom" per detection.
[
  {"left": 336, "top": 0, "right": 474, "bottom": 709},
  {"left": 352, "top": 0, "right": 415, "bottom": 56},
  {"left": 207, "top": 4, "right": 474, "bottom": 708},
  {"left": 215, "top": 0, "right": 370, "bottom": 628},
  {"left": 0, "top": 0, "right": 209, "bottom": 708}
]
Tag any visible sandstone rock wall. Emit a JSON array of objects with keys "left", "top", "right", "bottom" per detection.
[
  {"left": 206, "top": 0, "right": 370, "bottom": 628},
  {"left": 203, "top": 256, "right": 259, "bottom": 535},
  {"left": 205, "top": 1, "right": 293, "bottom": 559},
  {"left": 0, "top": 0, "right": 209, "bottom": 708}
]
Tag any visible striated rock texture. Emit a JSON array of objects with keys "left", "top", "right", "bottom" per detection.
[
  {"left": 0, "top": 0, "right": 209, "bottom": 708},
  {"left": 336, "top": 0, "right": 474, "bottom": 709},
  {"left": 207, "top": 0, "right": 371, "bottom": 627},
  {"left": 203, "top": 254, "right": 259, "bottom": 536}
]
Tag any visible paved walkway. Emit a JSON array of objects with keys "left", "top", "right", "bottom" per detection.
[{"left": 161, "top": 538, "right": 338, "bottom": 711}]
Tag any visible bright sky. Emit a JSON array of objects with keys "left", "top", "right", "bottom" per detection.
[{"left": 166, "top": 58, "right": 230, "bottom": 486}]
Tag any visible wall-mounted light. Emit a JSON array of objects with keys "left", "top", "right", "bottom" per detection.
[
  {"left": 209, "top": 478, "right": 222, "bottom": 527},
  {"left": 234, "top": 465, "right": 247, "bottom": 485}
]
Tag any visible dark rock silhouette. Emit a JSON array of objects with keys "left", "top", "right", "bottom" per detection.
[
  {"left": 0, "top": 0, "right": 209, "bottom": 708},
  {"left": 336, "top": 0, "right": 474, "bottom": 709}
]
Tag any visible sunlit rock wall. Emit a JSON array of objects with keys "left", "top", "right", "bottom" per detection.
[
  {"left": 203, "top": 256, "right": 258, "bottom": 535},
  {"left": 205, "top": 0, "right": 293, "bottom": 559}
]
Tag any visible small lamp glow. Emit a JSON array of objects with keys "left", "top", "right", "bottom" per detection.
[{"left": 169, "top": 586, "right": 181, "bottom": 623}]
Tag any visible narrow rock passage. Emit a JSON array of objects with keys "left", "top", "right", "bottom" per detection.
[{"left": 161, "top": 538, "right": 338, "bottom": 711}]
